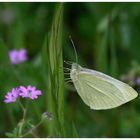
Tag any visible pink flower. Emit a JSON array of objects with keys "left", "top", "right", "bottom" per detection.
[
  {"left": 18, "top": 49, "right": 27, "bottom": 62},
  {"left": 9, "top": 50, "right": 19, "bottom": 64},
  {"left": 9, "top": 49, "right": 27, "bottom": 64},
  {"left": 136, "top": 77, "right": 140, "bottom": 85},
  {"left": 4, "top": 88, "right": 19, "bottom": 103},
  {"left": 19, "top": 85, "right": 42, "bottom": 100},
  {"left": 4, "top": 86, "right": 42, "bottom": 103}
]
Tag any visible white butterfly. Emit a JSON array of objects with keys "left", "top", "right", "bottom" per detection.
[
  {"left": 70, "top": 63, "right": 138, "bottom": 110},
  {"left": 66, "top": 36, "right": 138, "bottom": 110}
]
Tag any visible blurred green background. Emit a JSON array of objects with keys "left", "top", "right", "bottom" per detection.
[{"left": 0, "top": 2, "right": 140, "bottom": 138}]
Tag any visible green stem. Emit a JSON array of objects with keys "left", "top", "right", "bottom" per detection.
[
  {"left": 18, "top": 101, "right": 28, "bottom": 137},
  {"left": 18, "top": 101, "right": 25, "bottom": 113},
  {"left": 22, "top": 119, "right": 43, "bottom": 137},
  {"left": 11, "top": 64, "right": 23, "bottom": 83}
]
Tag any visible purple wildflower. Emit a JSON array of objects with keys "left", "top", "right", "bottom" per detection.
[
  {"left": 136, "top": 77, "right": 140, "bottom": 85},
  {"left": 4, "top": 88, "right": 19, "bottom": 103},
  {"left": 9, "top": 50, "right": 19, "bottom": 64},
  {"left": 9, "top": 49, "right": 27, "bottom": 64},
  {"left": 19, "top": 85, "right": 42, "bottom": 100},
  {"left": 42, "top": 111, "right": 53, "bottom": 120},
  {"left": 0, "top": 8, "right": 16, "bottom": 25},
  {"left": 4, "top": 86, "right": 42, "bottom": 103},
  {"left": 18, "top": 49, "right": 27, "bottom": 62}
]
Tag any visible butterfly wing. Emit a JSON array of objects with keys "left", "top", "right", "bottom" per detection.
[{"left": 71, "top": 68, "right": 138, "bottom": 110}]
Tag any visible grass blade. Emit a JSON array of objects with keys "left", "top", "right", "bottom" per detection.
[{"left": 45, "top": 3, "right": 65, "bottom": 137}]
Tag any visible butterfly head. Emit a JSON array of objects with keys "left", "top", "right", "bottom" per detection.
[
  {"left": 70, "top": 63, "right": 82, "bottom": 79},
  {"left": 72, "top": 63, "right": 81, "bottom": 71}
]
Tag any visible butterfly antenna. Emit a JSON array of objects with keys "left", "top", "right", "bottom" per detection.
[{"left": 69, "top": 35, "right": 78, "bottom": 63}]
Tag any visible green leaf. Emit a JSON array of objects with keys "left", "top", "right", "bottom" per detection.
[
  {"left": 5, "top": 127, "right": 19, "bottom": 138},
  {"left": 71, "top": 122, "right": 79, "bottom": 138},
  {"left": 0, "top": 40, "right": 10, "bottom": 65}
]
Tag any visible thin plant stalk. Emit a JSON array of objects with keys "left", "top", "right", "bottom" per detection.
[
  {"left": 46, "top": 3, "right": 65, "bottom": 137},
  {"left": 18, "top": 99, "right": 29, "bottom": 138}
]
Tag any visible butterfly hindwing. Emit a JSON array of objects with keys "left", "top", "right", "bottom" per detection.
[{"left": 71, "top": 67, "right": 138, "bottom": 110}]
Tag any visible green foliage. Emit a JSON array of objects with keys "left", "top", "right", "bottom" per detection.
[
  {"left": 5, "top": 127, "right": 19, "bottom": 138},
  {"left": 0, "top": 40, "right": 10, "bottom": 64},
  {"left": 1, "top": 2, "right": 140, "bottom": 138}
]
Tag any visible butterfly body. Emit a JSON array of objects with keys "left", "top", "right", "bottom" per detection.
[{"left": 70, "top": 63, "right": 138, "bottom": 110}]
